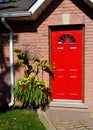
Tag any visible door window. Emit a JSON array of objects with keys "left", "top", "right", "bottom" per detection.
[{"left": 58, "top": 34, "right": 76, "bottom": 44}]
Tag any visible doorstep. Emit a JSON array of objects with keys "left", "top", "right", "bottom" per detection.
[{"left": 49, "top": 100, "right": 88, "bottom": 109}]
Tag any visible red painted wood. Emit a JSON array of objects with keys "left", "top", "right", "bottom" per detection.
[{"left": 51, "top": 29, "right": 83, "bottom": 100}]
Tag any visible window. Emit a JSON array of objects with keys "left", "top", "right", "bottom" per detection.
[{"left": 58, "top": 34, "right": 76, "bottom": 44}]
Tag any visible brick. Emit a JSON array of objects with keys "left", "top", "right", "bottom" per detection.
[{"left": 0, "top": 0, "right": 93, "bottom": 111}]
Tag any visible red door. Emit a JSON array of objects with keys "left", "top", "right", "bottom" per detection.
[{"left": 51, "top": 29, "right": 83, "bottom": 100}]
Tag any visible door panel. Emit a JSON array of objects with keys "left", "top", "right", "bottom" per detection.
[{"left": 51, "top": 29, "right": 83, "bottom": 100}]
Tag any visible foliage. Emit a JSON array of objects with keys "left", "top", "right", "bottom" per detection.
[
  {"left": 14, "top": 48, "right": 53, "bottom": 108},
  {"left": 14, "top": 75, "right": 50, "bottom": 108},
  {"left": 13, "top": 48, "right": 53, "bottom": 78},
  {"left": 0, "top": 109, "right": 46, "bottom": 130}
]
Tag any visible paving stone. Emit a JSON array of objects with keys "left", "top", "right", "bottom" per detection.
[
  {"left": 57, "top": 127, "right": 66, "bottom": 130},
  {"left": 45, "top": 108, "right": 93, "bottom": 130},
  {"left": 77, "top": 128, "right": 87, "bottom": 130}
]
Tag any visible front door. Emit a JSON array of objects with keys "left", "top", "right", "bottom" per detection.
[{"left": 51, "top": 27, "right": 83, "bottom": 100}]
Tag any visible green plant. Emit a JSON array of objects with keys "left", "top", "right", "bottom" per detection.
[
  {"left": 13, "top": 48, "right": 53, "bottom": 78},
  {"left": 14, "top": 48, "right": 53, "bottom": 108},
  {"left": 14, "top": 75, "right": 50, "bottom": 108}
]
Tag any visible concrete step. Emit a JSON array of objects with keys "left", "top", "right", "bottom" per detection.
[{"left": 49, "top": 100, "right": 88, "bottom": 109}]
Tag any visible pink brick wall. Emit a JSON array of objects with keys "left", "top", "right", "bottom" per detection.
[{"left": 0, "top": 0, "right": 93, "bottom": 111}]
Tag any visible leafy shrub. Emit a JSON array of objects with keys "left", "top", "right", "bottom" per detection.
[
  {"left": 14, "top": 75, "right": 50, "bottom": 108},
  {"left": 14, "top": 48, "right": 53, "bottom": 108}
]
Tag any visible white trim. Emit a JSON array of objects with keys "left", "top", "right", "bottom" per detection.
[
  {"left": 0, "top": 0, "right": 53, "bottom": 19},
  {"left": 90, "top": 0, "right": 93, "bottom": 3},
  {"left": 0, "top": 11, "right": 32, "bottom": 18},
  {"left": 28, "top": 0, "right": 45, "bottom": 14}
]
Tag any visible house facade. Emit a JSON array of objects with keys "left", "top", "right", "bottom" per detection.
[{"left": 0, "top": 0, "right": 93, "bottom": 112}]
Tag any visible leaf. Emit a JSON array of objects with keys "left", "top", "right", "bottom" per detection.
[
  {"left": 34, "top": 57, "right": 40, "bottom": 62},
  {"left": 15, "top": 59, "right": 24, "bottom": 65},
  {"left": 27, "top": 64, "right": 32, "bottom": 70},
  {"left": 13, "top": 48, "right": 22, "bottom": 53},
  {"left": 43, "top": 63, "right": 51, "bottom": 69},
  {"left": 44, "top": 67, "right": 54, "bottom": 79},
  {"left": 14, "top": 48, "right": 25, "bottom": 58}
]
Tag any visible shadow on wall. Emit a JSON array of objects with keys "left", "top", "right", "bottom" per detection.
[{"left": 0, "top": 33, "right": 18, "bottom": 112}]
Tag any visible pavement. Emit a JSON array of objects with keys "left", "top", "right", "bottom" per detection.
[{"left": 37, "top": 107, "right": 93, "bottom": 130}]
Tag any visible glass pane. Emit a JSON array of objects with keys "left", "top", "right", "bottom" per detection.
[{"left": 58, "top": 34, "right": 76, "bottom": 44}]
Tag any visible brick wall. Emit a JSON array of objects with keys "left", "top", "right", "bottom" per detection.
[{"left": 0, "top": 0, "right": 93, "bottom": 111}]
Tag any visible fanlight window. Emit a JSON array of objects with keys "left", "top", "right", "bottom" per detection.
[{"left": 58, "top": 34, "right": 76, "bottom": 44}]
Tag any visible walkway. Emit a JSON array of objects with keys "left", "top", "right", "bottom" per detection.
[{"left": 38, "top": 107, "right": 93, "bottom": 130}]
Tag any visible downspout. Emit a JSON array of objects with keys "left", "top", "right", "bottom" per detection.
[{"left": 1, "top": 17, "right": 14, "bottom": 107}]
